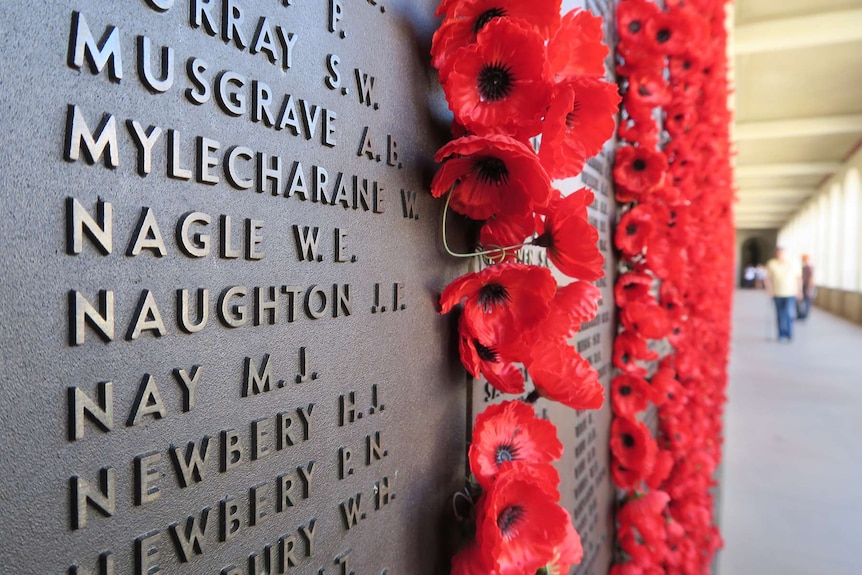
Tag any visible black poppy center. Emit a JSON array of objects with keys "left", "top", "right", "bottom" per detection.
[
  {"left": 656, "top": 29, "right": 671, "bottom": 43},
  {"left": 683, "top": 60, "right": 692, "bottom": 70},
  {"left": 495, "top": 442, "right": 518, "bottom": 465},
  {"left": 626, "top": 223, "right": 638, "bottom": 236},
  {"left": 478, "top": 282, "right": 511, "bottom": 312},
  {"left": 475, "top": 156, "right": 510, "bottom": 186},
  {"left": 565, "top": 100, "right": 583, "bottom": 128},
  {"left": 632, "top": 158, "right": 647, "bottom": 171},
  {"left": 497, "top": 504, "right": 524, "bottom": 535},
  {"left": 620, "top": 385, "right": 632, "bottom": 397},
  {"left": 473, "top": 339, "right": 499, "bottom": 362},
  {"left": 638, "top": 85, "right": 651, "bottom": 96},
  {"left": 474, "top": 7, "right": 506, "bottom": 34},
  {"left": 478, "top": 62, "right": 514, "bottom": 102},
  {"left": 629, "top": 20, "right": 642, "bottom": 33},
  {"left": 622, "top": 433, "right": 636, "bottom": 448},
  {"left": 622, "top": 352, "right": 631, "bottom": 364}
]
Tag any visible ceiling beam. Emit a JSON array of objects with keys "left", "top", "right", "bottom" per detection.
[
  {"left": 735, "top": 163, "right": 842, "bottom": 177},
  {"left": 734, "top": 223, "right": 782, "bottom": 230},
  {"left": 733, "top": 221, "right": 787, "bottom": 229},
  {"left": 736, "top": 187, "right": 813, "bottom": 198},
  {"left": 735, "top": 8, "right": 862, "bottom": 54},
  {"left": 735, "top": 204, "right": 799, "bottom": 214},
  {"left": 735, "top": 115, "right": 862, "bottom": 140},
  {"left": 734, "top": 210, "right": 790, "bottom": 219}
]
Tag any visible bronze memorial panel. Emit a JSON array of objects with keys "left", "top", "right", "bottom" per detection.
[{"left": 0, "top": 1, "right": 468, "bottom": 573}]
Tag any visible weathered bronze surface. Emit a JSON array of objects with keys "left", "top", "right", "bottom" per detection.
[{"left": 0, "top": 1, "right": 468, "bottom": 573}]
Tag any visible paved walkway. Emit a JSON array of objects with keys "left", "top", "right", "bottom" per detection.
[{"left": 719, "top": 290, "right": 862, "bottom": 575}]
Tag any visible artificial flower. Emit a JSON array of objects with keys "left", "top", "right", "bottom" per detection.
[
  {"left": 615, "top": 205, "right": 655, "bottom": 258},
  {"left": 543, "top": 521, "right": 584, "bottom": 573},
  {"left": 547, "top": 9, "right": 608, "bottom": 82},
  {"left": 432, "top": 0, "right": 562, "bottom": 82},
  {"left": 469, "top": 400, "right": 562, "bottom": 489},
  {"left": 432, "top": 134, "right": 553, "bottom": 220},
  {"left": 475, "top": 470, "right": 569, "bottom": 574},
  {"left": 539, "top": 280, "right": 603, "bottom": 341},
  {"left": 458, "top": 318, "right": 525, "bottom": 394},
  {"left": 539, "top": 77, "right": 620, "bottom": 180},
  {"left": 441, "top": 263, "right": 556, "bottom": 344},
  {"left": 621, "top": 300, "right": 671, "bottom": 339},
  {"left": 617, "top": 0, "right": 661, "bottom": 46},
  {"left": 527, "top": 341, "right": 604, "bottom": 410},
  {"left": 613, "top": 331, "right": 658, "bottom": 376},
  {"left": 443, "top": 19, "right": 551, "bottom": 137},
  {"left": 534, "top": 188, "right": 604, "bottom": 280},
  {"left": 611, "top": 373, "right": 651, "bottom": 418},
  {"left": 479, "top": 210, "right": 537, "bottom": 261},
  {"left": 611, "top": 416, "right": 658, "bottom": 474},
  {"left": 614, "top": 271, "right": 654, "bottom": 307},
  {"left": 614, "top": 146, "right": 668, "bottom": 202}
]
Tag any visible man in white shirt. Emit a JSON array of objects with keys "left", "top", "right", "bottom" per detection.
[{"left": 764, "top": 246, "right": 802, "bottom": 342}]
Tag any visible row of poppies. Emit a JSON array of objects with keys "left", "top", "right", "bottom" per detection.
[
  {"left": 609, "top": 1, "right": 734, "bottom": 574},
  {"left": 428, "top": 1, "right": 621, "bottom": 573}
]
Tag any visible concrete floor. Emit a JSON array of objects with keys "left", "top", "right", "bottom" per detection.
[{"left": 719, "top": 290, "right": 862, "bottom": 575}]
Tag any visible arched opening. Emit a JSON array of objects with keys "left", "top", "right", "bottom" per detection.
[{"left": 740, "top": 236, "right": 766, "bottom": 288}]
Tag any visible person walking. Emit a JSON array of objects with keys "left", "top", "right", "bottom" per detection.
[
  {"left": 764, "top": 247, "right": 802, "bottom": 342},
  {"left": 797, "top": 254, "right": 816, "bottom": 320}
]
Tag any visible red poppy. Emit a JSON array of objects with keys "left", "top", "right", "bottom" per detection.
[
  {"left": 617, "top": 0, "right": 661, "bottom": 46},
  {"left": 619, "top": 490, "right": 670, "bottom": 548},
  {"left": 539, "top": 280, "right": 603, "bottom": 341},
  {"left": 642, "top": 12, "right": 693, "bottom": 54},
  {"left": 610, "top": 562, "right": 645, "bottom": 575},
  {"left": 611, "top": 416, "right": 658, "bottom": 474},
  {"left": 432, "top": 134, "right": 553, "bottom": 220},
  {"left": 612, "top": 460, "right": 643, "bottom": 491},
  {"left": 615, "top": 205, "right": 655, "bottom": 258},
  {"left": 621, "top": 301, "right": 671, "bottom": 339},
  {"left": 665, "top": 102, "right": 698, "bottom": 136},
  {"left": 649, "top": 363, "right": 677, "bottom": 406},
  {"left": 539, "top": 77, "right": 620, "bottom": 180},
  {"left": 527, "top": 341, "right": 604, "bottom": 410},
  {"left": 624, "top": 72, "right": 671, "bottom": 111},
  {"left": 469, "top": 400, "right": 562, "bottom": 489},
  {"left": 443, "top": 19, "right": 551, "bottom": 137},
  {"left": 614, "top": 146, "right": 668, "bottom": 202},
  {"left": 451, "top": 542, "right": 493, "bottom": 575},
  {"left": 611, "top": 373, "right": 651, "bottom": 418},
  {"left": 475, "top": 470, "right": 569, "bottom": 574},
  {"left": 458, "top": 318, "right": 525, "bottom": 394},
  {"left": 478, "top": 212, "right": 537, "bottom": 264},
  {"left": 615, "top": 271, "right": 653, "bottom": 307},
  {"left": 432, "top": 0, "right": 562, "bottom": 82},
  {"left": 436, "top": 0, "right": 459, "bottom": 17},
  {"left": 618, "top": 520, "right": 668, "bottom": 565},
  {"left": 644, "top": 8, "right": 697, "bottom": 56},
  {"left": 646, "top": 449, "right": 675, "bottom": 489},
  {"left": 545, "top": 520, "right": 584, "bottom": 572},
  {"left": 534, "top": 188, "right": 604, "bottom": 280},
  {"left": 548, "top": 9, "right": 608, "bottom": 82},
  {"left": 617, "top": 42, "right": 666, "bottom": 78},
  {"left": 613, "top": 331, "right": 658, "bottom": 376},
  {"left": 618, "top": 117, "right": 660, "bottom": 148},
  {"left": 441, "top": 263, "right": 556, "bottom": 344}
]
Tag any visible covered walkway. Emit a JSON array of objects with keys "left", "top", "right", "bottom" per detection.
[{"left": 719, "top": 290, "right": 862, "bottom": 574}]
